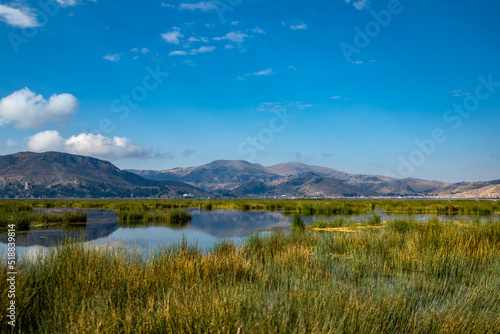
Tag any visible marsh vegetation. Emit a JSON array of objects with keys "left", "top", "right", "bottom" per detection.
[
  {"left": 1, "top": 199, "right": 499, "bottom": 333},
  {"left": 0, "top": 203, "right": 86, "bottom": 230},
  {"left": 1, "top": 215, "right": 499, "bottom": 333},
  {"left": 118, "top": 209, "right": 192, "bottom": 227}
]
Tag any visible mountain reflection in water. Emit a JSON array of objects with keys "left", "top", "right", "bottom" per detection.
[{"left": 0, "top": 209, "right": 292, "bottom": 254}]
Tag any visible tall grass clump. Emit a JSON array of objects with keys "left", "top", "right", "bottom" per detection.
[
  {"left": 387, "top": 216, "right": 419, "bottom": 233},
  {"left": 0, "top": 210, "right": 86, "bottom": 230},
  {"left": 0, "top": 212, "right": 32, "bottom": 230},
  {"left": 32, "top": 211, "right": 87, "bottom": 224},
  {"left": 118, "top": 209, "right": 191, "bottom": 227},
  {"left": 310, "top": 216, "right": 350, "bottom": 229},
  {"left": 364, "top": 214, "right": 381, "bottom": 226},
  {"left": 291, "top": 214, "right": 304, "bottom": 230}
]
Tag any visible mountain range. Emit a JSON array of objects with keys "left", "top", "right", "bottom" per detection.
[
  {"left": 0, "top": 152, "right": 498, "bottom": 199},
  {"left": 129, "top": 160, "right": 499, "bottom": 199}
]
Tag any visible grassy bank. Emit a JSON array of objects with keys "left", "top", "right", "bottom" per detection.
[
  {"left": 2, "top": 218, "right": 499, "bottom": 333},
  {"left": 1, "top": 199, "right": 499, "bottom": 217},
  {"left": 0, "top": 210, "right": 87, "bottom": 230}
]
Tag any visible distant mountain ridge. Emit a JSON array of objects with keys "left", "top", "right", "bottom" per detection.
[
  {"left": 0, "top": 152, "right": 498, "bottom": 199},
  {"left": 129, "top": 160, "right": 500, "bottom": 198}
]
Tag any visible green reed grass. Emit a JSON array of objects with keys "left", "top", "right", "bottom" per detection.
[
  {"left": 2, "top": 199, "right": 499, "bottom": 217},
  {"left": 118, "top": 209, "right": 191, "bottom": 227},
  {"left": 1, "top": 217, "right": 499, "bottom": 333},
  {"left": 364, "top": 214, "right": 381, "bottom": 226},
  {"left": 310, "top": 216, "right": 352, "bottom": 229},
  {"left": 291, "top": 214, "right": 305, "bottom": 230},
  {"left": 0, "top": 210, "right": 86, "bottom": 230}
]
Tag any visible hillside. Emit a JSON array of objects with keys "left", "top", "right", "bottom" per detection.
[
  {"left": 131, "top": 160, "right": 281, "bottom": 193},
  {"left": 263, "top": 172, "right": 379, "bottom": 198},
  {"left": 0, "top": 152, "right": 210, "bottom": 198}
]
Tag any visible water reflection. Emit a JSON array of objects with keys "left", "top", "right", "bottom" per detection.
[
  {"left": 1, "top": 208, "right": 498, "bottom": 257},
  {"left": 0, "top": 210, "right": 118, "bottom": 247},
  {"left": 0, "top": 209, "right": 291, "bottom": 255},
  {"left": 105, "top": 209, "right": 291, "bottom": 252},
  {"left": 188, "top": 209, "right": 290, "bottom": 238}
]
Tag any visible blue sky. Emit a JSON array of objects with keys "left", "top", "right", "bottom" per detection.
[{"left": 0, "top": 0, "right": 499, "bottom": 182}]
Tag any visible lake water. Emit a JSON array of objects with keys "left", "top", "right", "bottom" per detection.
[
  {"left": 1, "top": 209, "right": 499, "bottom": 258},
  {"left": 0, "top": 209, "right": 291, "bottom": 257}
]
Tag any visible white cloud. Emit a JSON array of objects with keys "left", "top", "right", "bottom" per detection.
[
  {"left": 254, "top": 69, "right": 274, "bottom": 76},
  {"left": 290, "top": 22, "right": 307, "bottom": 30},
  {"left": 353, "top": 0, "right": 369, "bottom": 10},
  {"left": 179, "top": 2, "right": 216, "bottom": 11},
  {"left": 27, "top": 131, "right": 152, "bottom": 160},
  {"left": 238, "top": 68, "right": 275, "bottom": 81},
  {"left": 6, "top": 139, "right": 18, "bottom": 148},
  {"left": 55, "top": 0, "right": 79, "bottom": 7},
  {"left": 296, "top": 103, "right": 314, "bottom": 109},
  {"left": 0, "top": 88, "right": 78, "bottom": 129},
  {"left": 131, "top": 48, "right": 150, "bottom": 55},
  {"left": 231, "top": 21, "right": 239, "bottom": 26},
  {"left": 169, "top": 50, "right": 188, "bottom": 56},
  {"left": 27, "top": 130, "right": 66, "bottom": 151},
  {"left": 103, "top": 54, "right": 120, "bottom": 62},
  {"left": 214, "top": 31, "right": 248, "bottom": 43},
  {"left": 258, "top": 101, "right": 312, "bottom": 113},
  {"left": 161, "top": 27, "right": 183, "bottom": 44},
  {"left": 188, "top": 36, "right": 200, "bottom": 42},
  {"left": 0, "top": 4, "right": 38, "bottom": 28},
  {"left": 345, "top": 0, "right": 369, "bottom": 10},
  {"left": 251, "top": 27, "right": 265, "bottom": 34},
  {"left": 452, "top": 89, "right": 470, "bottom": 97},
  {"left": 225, "top": 44, "right": 234, "bottom": 49},
  {"left": 258, "top": 102, "right": 285, "bottom": 112},
  {"left": 331, "top": 96, "right": 342, "bottom": 99},
  {"left": 190, "top": 46, "right": 215, "bottom": 54},
  {"left": 161, "top": 2, "right": 175, "bottom": 8}
]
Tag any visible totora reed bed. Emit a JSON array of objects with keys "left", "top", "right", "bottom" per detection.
[{"left": 1, "top": 216, "right": 499, "bottom": 333}]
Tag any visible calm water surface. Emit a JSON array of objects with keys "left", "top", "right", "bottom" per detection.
[
  {"left": 0, "top": 209, "right": 291, "bottom": 257},
  {"left": 1, "top": 209, "right": 498, "bottom": 258}
]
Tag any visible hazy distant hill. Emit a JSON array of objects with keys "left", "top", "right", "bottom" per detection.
[
  {"left": 267, "top": 162, "right": 453, "bottom": 196},
  {"left": 130, "top": 160, "right": 499, "bottom": 198},
  {"left": 263, "top": 172, "right": 379, "bottom": 197},
  {"left": 0, "top": 152, "right": 210, "bottom": 198},
  {"left": 444, "top": 180, "right": 500, "bottom": 198},
  {"left": 268, "top": 162, "right": 390, "bottom": 183},
  {"left": 131, "top": 160, "right": 281, "bottom": 193}
]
